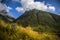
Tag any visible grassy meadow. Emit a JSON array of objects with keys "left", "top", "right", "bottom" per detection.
[{"left": 0, "top": 20, "right": 60, "bottom": 40}]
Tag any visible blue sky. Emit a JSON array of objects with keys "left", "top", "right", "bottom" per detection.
[{"left": 1, "top": 0, "right": 60, "bottom": 19}]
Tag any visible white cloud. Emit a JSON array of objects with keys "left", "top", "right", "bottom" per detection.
[
  {"left": 6, "top": 6, "right": 12, "bottom": 12},
  {"left": 14, "top": 0, "right": 55, "bottom": 13},
  {"left": 16, "top": 7, "right": 25, "bottom": 13},
  {"left": 48, "top": 6, "right": 55, "bottom": 11},
  {"left": 0, "top": 3, "right": 12, "bottom": 12},
  {"left": 0, "top": 3, "right": 13, "bottom": 18},
  {"left": 33, "top": 2, "right": 48, "bottom": 11},
  {"left": 7, "top": 6, "right": 12, "bottom": 10},
  {"left": 20, "top": 0, "right": 55, "bottom": 12}
]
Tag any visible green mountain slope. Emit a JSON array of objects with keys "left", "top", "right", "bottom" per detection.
[
  {"left": 0, "top": 9, "right": 60, "bottom": 40},
  {"left": 15, "top": 9, "right": 60, "bottom": 32}
]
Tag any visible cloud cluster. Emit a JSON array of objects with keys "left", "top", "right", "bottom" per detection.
[
  {"left": 0, "top": 3, "right": 12, "bottom": 12},
  {"left": 15, "top": 0, "right": 55, "bottom": 13},
  {"left": 16, "top": 7, "right": 24, "bottom": 13},
  {"left": 6, "top": 6, "right": 12, "bottom": 12},
  {"left": 0, "top": 0, "right": 55, "bottom": 13},
  {"left": 0, "top": 3, "right": 14, "bottom": 17},
  {"left": 48, "top": 6, "right": 55, "bottom": 11},
  {"left": 21, "top": 0, "right": 47, "bottom": 11}
]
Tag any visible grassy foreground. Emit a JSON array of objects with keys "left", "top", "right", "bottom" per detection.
[{"left": 0, "top": 20, "right": 60, "bottom": 40}]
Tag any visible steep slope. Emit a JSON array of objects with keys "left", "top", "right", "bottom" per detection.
[
  {"left": 49, "top": 13, "right": 60, "bottom": 26},
  {"left": 0, "top": 19, "right": 60, "bottom": 40},
  {"left": 15, "top": 9, "right": 60, "bottom": 32}
]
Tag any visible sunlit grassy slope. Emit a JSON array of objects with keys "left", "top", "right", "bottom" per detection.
[
  {"left": 0, "top": 20, "right": 60, "bottom": 40},
  {"left": 0, "top": 9, "right": 60, "bottom": 40}
]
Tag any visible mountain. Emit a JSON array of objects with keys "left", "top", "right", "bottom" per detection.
[
  {"left": 0, "top": 9, "right": 60, "bottom": 40},
  {"left": 15, "top": 9, "right": 60, "bottom": 32}
]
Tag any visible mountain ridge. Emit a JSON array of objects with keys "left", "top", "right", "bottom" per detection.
[{"left": 14, "top": 9, "right": 60, "bottom": 32}]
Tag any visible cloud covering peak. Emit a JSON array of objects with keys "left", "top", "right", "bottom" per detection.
[{"left": 15, "top": 0, "right": 55, "bottom": 13}]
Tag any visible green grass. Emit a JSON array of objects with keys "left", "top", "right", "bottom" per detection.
[{"left": 0, "top": 20, "right": 60, "bottom": 40}]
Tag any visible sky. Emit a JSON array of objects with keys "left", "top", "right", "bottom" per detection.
[{"left": 0, "top": 0, "right": 60, "bottom": 19}]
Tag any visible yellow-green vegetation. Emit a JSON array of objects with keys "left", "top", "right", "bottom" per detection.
[{"left": 0, "top": 20, "right": 60, "bottom": 40}]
